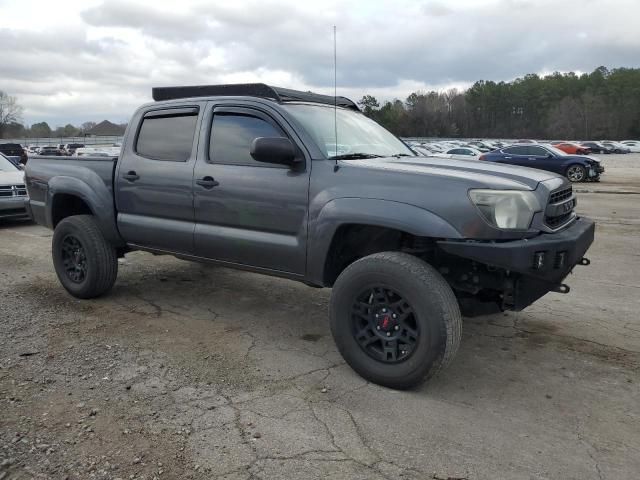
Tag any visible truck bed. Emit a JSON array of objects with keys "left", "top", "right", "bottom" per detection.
[{"left": 25, "top": 156, "right": 118, "bottom": 228}]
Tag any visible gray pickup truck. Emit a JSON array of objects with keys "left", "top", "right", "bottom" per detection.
[{"left": 25, "top": 84, "right": 594, "bottom": 389}]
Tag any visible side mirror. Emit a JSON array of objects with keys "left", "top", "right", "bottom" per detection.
[
  {"left": 547, "top": 153, "right": 553, "bottom": 158},
  {"left": 250, "top": 137, "right": 297, "bottom": 167}
]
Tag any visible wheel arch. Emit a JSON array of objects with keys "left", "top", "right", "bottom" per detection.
[
  {"left": 47, "top": 175, "right": 124, "bottom": 246},
  {"left": 306, "top": 198, "right": 462, "bottom": 286}
]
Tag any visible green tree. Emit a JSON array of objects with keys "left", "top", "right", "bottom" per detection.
[
  {"left": 358, "top": 95, "right": 380, "bottom": 116},
  {"left": 30, "top": 122, "right": 52, "bottom": 138},
  {"left": 0, "top": 91, "right": 23, "bottom": 138}
]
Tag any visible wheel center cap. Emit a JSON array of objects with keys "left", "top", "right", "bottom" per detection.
[{"left": 376, "top": 309, "right": 397, "bottom": 332}]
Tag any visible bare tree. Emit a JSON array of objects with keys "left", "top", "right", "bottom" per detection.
[{"left": 0, "top": 91, "right": 23, "bottom": 137}]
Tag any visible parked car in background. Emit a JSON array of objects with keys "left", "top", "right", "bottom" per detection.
[
  {"left": 438, "top": 147, "right": 483, "bottom": 160},
  {"left": 554, "top": 142, "right": 591, "bottom": 155},
  {"left": 515, "top": 139, "right": 537, "bottom": 144},
  {"left": 580, "top": 142, "right": 612, "bottom": 154},
  {"left": 38, "top": 146, "right": 64, "bottom": 156},
  {"left": 65, "top": 143, "right": 85, "bottom": 155},
  {"left": 480, "top": 144, "right": 604, "bottom": 182},
  {"left": 620, "top": 140, "right": 640, "bottom": 152},
  {"left": 0, "top": 153, "right": 30, "bottom": 221},
  {"left": 466, "top": 141, "right": 493, "bottom": 152},
  {"left": 601, "top": 141, "right": 631, "bottom": 154},
  {"left": 0, "top": 143, "right": 28, "bottom": 165},
  {"left": 74, "top": 147, "right": 120, "bottom": 157}
]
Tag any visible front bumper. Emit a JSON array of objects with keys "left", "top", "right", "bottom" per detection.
[
  {"left": 438, "top": 217, "right": 595, "bottom": 310},
  {"left": 590, "top": 164, "right": 605, "bottom": 176},
  {"left": 0, "top": 197, "right": 31, "bottom": 220}
]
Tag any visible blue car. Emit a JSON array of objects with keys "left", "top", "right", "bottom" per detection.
[{"left": 479, "top": 144, "right": 604, "bottom": 183}]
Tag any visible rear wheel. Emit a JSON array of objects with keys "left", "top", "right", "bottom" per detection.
[
  {"left": 566, "top": 164, "right": 587, "bottom": 183},
  {"left": 52, "top": 215, "right": 118, "bottom": 299},
  {"left": 329, "top": 252, "right": 462, "bottom": 389}
]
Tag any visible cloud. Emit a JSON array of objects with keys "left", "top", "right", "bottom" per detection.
[{"left": 0, "top": 0, "right": 639, "bottom": 126}]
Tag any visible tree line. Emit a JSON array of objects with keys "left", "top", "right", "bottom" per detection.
[
  {"left": 3, "top": 66, "right": 639, "bottom": 140},
  {"left": 0, "top": 92, "right": 125, "bottom": 139},
  {"left": 358, "top": 66, "right": 640, "bottom": 140},
  {"left": 0, "top": 117, "right": 109, "bottom": 139}
]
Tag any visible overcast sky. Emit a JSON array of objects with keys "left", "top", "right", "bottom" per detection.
[{"left": 1, "top": 0, "right": 639, "bottom": 126}]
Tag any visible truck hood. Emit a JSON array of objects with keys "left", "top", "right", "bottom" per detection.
[
  {"left": 341, "top": 156, "right": 558, "bottom": 190},
  {"left": 0, "top": 170, "right": 25, "bottom": 186}
]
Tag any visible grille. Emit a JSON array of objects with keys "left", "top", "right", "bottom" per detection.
[
  {"left": 545, "top": 185, "right": 575, "bottom": 229},
  {"left": 549, "top": 186, "right": 572, "bottom": 204},
  {"left": 0, "top": 208, "right": 27, "bottom": 216},
  {"left": 0, "top": 184, "right": 27, "bottom": 197}
]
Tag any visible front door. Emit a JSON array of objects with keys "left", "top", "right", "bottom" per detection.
[
  {"left": 193, "top": 105, "right": 310, "bottom": 275},
  {"left": 526, "top": 145, "right": 562, "bottom": 174}
]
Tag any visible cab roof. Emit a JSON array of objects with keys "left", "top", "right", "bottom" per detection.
[{"left": 151, "top": 83, "right": 360, "bottom": 111}]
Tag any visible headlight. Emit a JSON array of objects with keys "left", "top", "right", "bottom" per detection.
[{"left": 469, "top": 189, "right": 541, "bottom": 230}]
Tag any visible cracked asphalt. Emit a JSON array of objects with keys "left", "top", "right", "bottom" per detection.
[{"left": 1, "top": 154, "right": 639, "bottom": 480}]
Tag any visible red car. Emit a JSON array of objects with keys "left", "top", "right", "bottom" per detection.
[{"left": 554, "top": 142, "right": 590, "bottom": 155}]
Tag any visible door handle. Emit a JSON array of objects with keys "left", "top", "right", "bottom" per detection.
[
  {"left": 196, "top": 176, "right": 220, "bottom": 189},
  {"left": 503, "top": 156, "right": 511, "bottom": 159},
  {"left": 123, "top": 171, "right": 139, "bottom": 181}
]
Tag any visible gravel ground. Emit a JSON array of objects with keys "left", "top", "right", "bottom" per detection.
[{"left": 1, "top": 154, "right": 639, "bottom": 480}]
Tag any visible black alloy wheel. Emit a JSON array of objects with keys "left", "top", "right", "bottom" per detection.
[
  {"left": 329, "top": 252, "right": 462, "bottom": 389},
  {"left": 52, "top": 215, "right": 118, "bottom": 298},
  {"left": 60, "top": 235, "right": 88, "bottom": 283},
  {"left": 351, "top": 286, "right": 419, "bottom": 363}
]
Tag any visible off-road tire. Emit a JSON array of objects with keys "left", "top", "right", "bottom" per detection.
[
  {"left": 52, "top": 215, "right": 118, "bottom": 299},
  {"left": 329, "top": 252, "right": 462, "bottom": 389}
]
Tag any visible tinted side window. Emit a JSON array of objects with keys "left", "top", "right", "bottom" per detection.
[
  {"left": 210, "top": 114, "right": 285, "bottom": 166},
  {"left": 504, "top": 146, "right": 528, "bottom": 155},
  {"left": 528, "top": 146, "right": 547, "bottom": 156},
  {"left": 136, "top": 112, "right": 198, "bottom": 161}
]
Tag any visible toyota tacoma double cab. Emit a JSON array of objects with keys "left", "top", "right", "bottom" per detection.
[{"left": 25, "top": 84, "right": 594, "bottom": 389}]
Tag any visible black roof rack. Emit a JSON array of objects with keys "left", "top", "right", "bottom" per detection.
[{"left": 151, "top": 83, "right": 360, "bottom": 111}]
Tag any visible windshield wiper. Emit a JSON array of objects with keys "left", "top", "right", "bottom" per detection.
[
  {"left": 390, "top": 153, "right": 412, "bottom": 157},
  {"left": 328, "top": 153, "right": 385, "bottom": 160}
]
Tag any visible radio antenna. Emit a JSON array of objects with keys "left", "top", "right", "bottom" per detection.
[{"left": 333, "top": 25, "right": 339, "bottom": 172}]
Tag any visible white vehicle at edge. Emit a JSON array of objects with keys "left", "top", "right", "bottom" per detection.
[
  {"left": 0, "top": 153, "right": 30, "bottom": 221},
  {"left": 620, "top": 140, "right": 640, "bottom": 152}
]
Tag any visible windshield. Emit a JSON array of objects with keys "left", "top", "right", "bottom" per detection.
[
  {"left": 0, "top": 153, "right": 19, "bottom": 171},
  {"left": 545, "top": 145, "right": 568, "bottom": 156},
  {"left": 282, "top": 104, "right": 414, "bottom": 158}
]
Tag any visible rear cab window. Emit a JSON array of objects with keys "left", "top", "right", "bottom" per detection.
[{"left": 136, "top": 107, "right": 199, "bottom": 161}]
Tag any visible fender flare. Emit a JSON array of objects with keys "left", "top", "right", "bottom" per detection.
[
  {"left": 47, "top": 174, "right": 123, "bottom": 246},
  {"left": 306, "top": 197, "right": 462, "bottom": 285}
]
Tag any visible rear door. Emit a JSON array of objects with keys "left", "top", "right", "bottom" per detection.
[
  {"left": 498, "top": 146, "right": 529, "bottom": 166},
  {"left": 192, "top": 104, "right": 310, "bottom": 275},
  {"left": 115, "top": 103, "right": 203, "bottom": 253}
]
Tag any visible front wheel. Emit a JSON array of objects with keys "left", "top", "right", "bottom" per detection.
[
  {"left": 329, "top": 252, "right": 462, "bottom": 389},
  {"left": 52, "top": 215, "right": 118, "bottom": 299},
  {"left": 566, "top": 164, "right": 587, "bottom": 183}
]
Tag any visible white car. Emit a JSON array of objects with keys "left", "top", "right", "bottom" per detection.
[
  {"left": 601, "top": 141, "right": 631, "bottom": 154},
  {"left": 621, "top": 140, "right": 640, "bottom": 153},
  {"left": 0, "top": 153, "right": 30, "bottom": 221},
  {"left": 74, "top": 147, "right": 121, "bottom": 157},
  {"left": 436, "top": 147, "right": 484, "bottom": 160}
]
